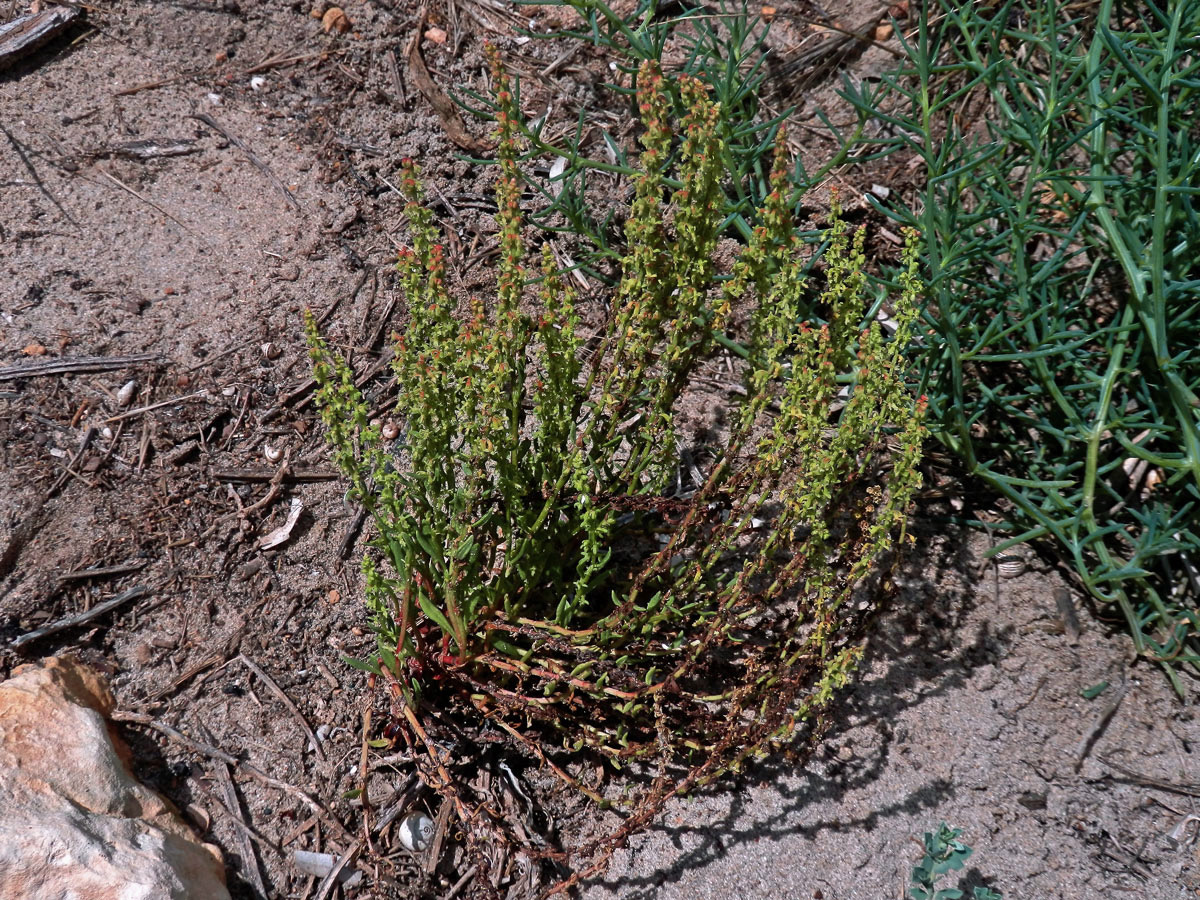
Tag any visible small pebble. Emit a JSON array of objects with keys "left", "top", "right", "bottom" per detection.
[
  {"left": 184, "top": 803, "right": 211, "bottom": 831},
  {"left": 322, "top": 6, "right": 350, "bottom": 32}
]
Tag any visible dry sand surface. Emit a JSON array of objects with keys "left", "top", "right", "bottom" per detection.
[{"left": 2, "top": 1, "right": 1197, "bottom": 897}]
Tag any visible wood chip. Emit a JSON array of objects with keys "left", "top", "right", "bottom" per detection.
[
  {"left": 322, "top": 7, "right": 351, "bottom": 33},
  {"left": 0, "top": 4, "right": 81, "bottom": 73},
  {"left": 1053, "top": 586, "right": 1081, "bottom": 644},
  {"left": 259, "top": 497, "right": 304, "bottom": 549},
  {"left": 110, "top": 138, "right": 199, "bottom": 160}
]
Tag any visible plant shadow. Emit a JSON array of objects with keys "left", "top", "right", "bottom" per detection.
[{"left": 585, "top": 516, "right": 1015, "bottom": 897}]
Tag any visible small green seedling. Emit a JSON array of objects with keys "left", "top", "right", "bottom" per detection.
[{"left": 909, "top": 823, "right": 1002, "bottom": 900}]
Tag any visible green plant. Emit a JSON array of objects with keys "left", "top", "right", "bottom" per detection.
[
  {"left": 456, "top": 0, "right": 862, "bottom": 279},
  {"left": 909, "top": 823, "right": 1003, "bottom": 900},
  {"left": 841, "top": 0, "right": 1200, "bottom": 691},
  {"left": 308, "top": 53, "right": 924, "bottom": 882}
]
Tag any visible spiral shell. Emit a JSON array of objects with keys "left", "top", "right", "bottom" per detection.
[
  {"left": 398, "top": 812, "right": 434, "bottom": 852},
  {"left": 995, "top": 554, "right": 1027, "bottom": 579}
]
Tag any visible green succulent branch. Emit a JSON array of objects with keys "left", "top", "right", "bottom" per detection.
[{"left": 840, "top": 0, "right": 1200, "bottom": 692}]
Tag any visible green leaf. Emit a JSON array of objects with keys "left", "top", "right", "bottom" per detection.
[
  {"left": 341, "top": 655, "right": 382, "bottom": 675},
  {"left": 1081, "top": 680, "right": 1109, "bottom": 700},
  {"left": 417, "top": 592, "right": 455, "bottom": 640},
  {"left": 378, "top": 645, "right": 397, "bottom": 675},
  {"left": 411, "top": 524, "right": 444, "bottom": 565}
]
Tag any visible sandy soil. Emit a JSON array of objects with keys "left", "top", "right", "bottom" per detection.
[{"left": 1, "top": 1, "right": 1197, "bottom": 897}]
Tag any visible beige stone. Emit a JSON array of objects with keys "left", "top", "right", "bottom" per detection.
[{"left": 0, "top": 655, "right": 230, "bottom": 900}]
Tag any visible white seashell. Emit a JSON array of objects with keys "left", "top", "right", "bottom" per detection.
[
  {"left": 1144, "top": 467, "right": 1164, "bottom": 496},
  {"left": 101, "top": 426, "right": 114, "bottom": 441},
  {"left": 263, "top": 444, "right": 283, "bottom": 463},
  {"left": 261, "top": 341, "right": 281, "bottom": 360},
  {"left": 995, "top": 555, "right": 1026, "bottom": 578},
  {"left": 117, "top": 380, "right": 138, "bottom": 406},
  {"left": 398, "top": 812, "right": 435, "bottom": 852}
]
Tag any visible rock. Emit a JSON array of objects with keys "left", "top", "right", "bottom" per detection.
[
  {"left": 321, "top": 6, "right": 350, "bottom": 33},
  {"left": 0, "top": 656, "right": 230, "bottom": 900}
]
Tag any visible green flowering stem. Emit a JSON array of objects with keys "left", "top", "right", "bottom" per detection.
[{"left": 308, "top": 53, "right": 925, "bottom": 794}]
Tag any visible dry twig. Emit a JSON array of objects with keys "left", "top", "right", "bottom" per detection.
[
  {"left": 190, "top": 113, "right": 302, "bottom": 210},
  {"left": 1074, "top": 678, "right": 1128, "bottom": 771},
  {"left": 0, "top": 352, "right": 162, "bottom": 382},
  {"left": 111, "top": 710, "right": 357, "bottom": 845},
  {"left": 47, "top": 425, "right": 96, "bottom": 497},
  {"left": 0, "top": 4, "right": 81, "bottom": 72},
  {"left": 239, "top": 653, "right": 326, "bottom": 762},
  {"left": 406, "top": 6, "right": 493, "bottom": 153},
  {"left": 211, "top": 466, "right": 337, "bottom": 484},
  {"left": 313, "top": 841, "right": 362, "bottom": 900},
  {"left": 104, "top": 389, "right": 210, "bottom": 424},
  {"left": 57, "top": 560, "right": 149, "bottom": 582},
  {"left": 11, "top": 585, "right": 149, "bottom": 649},
  {"left": 215, "top": 761, "right": 270, "bottom": 897},
  {"left": 98, "top": 168, "right": 201, "bottom": 239}
]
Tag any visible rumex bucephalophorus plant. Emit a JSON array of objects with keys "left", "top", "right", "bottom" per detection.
[
  {"left": 308, "top": 49, "right": 925, "bottom": 880},
  {"left": 454, "top": 0, "right": 863, "bottom": 281}
]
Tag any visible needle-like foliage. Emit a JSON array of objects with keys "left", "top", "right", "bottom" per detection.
[{"left": 841, "top": 0, "right": 1200, "bottom": 692}]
